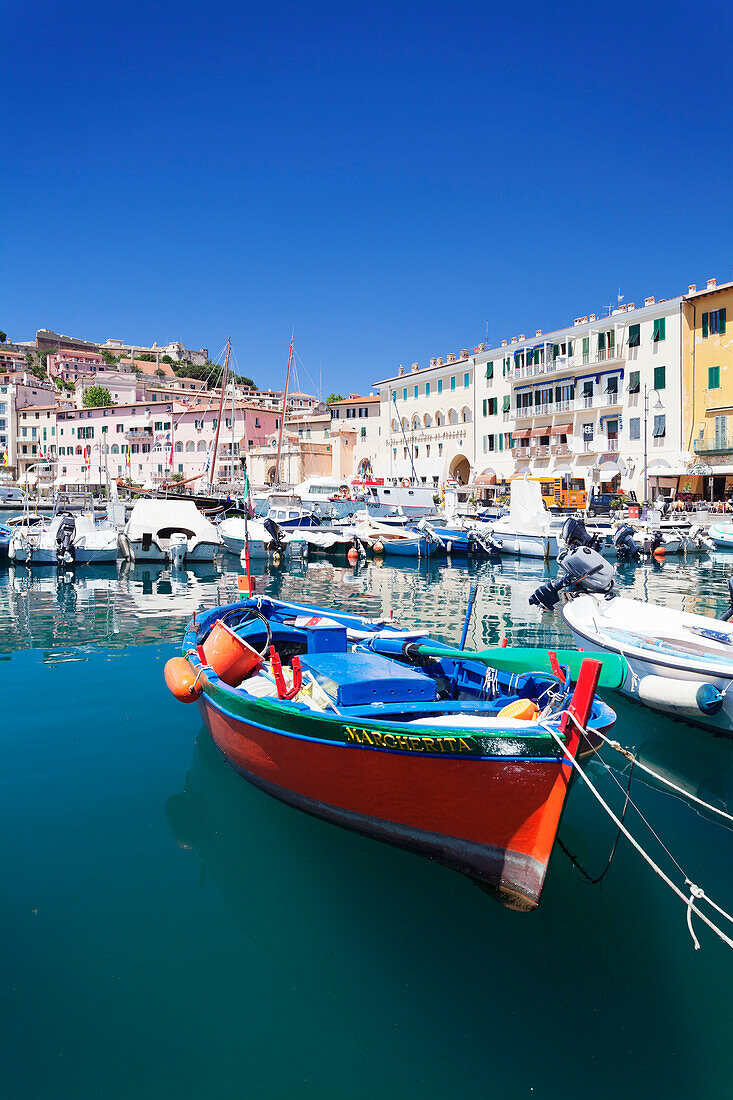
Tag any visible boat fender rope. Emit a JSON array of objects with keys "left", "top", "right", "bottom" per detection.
[{"left": 544, "top": 711, "right": 733, "bottom": 951}]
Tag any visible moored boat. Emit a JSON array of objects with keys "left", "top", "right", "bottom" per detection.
[{"left": 165, "top": 595, "right": 618, "bottom": 910}]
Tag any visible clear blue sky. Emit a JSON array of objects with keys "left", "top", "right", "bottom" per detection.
[{"left": 3, "top": 0, "right": 733, "bottom": 396}]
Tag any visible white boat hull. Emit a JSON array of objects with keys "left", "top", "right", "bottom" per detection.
[
  {"left": 562, "top": 593, "right": 733, "bottom": 733},
  {"left": 494, "top": 531, "right": 559, "bottom": 558}
]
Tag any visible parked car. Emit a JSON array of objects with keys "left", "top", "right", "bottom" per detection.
[{"left": 587, "top": 491, "right": 637, "bottom": 517}]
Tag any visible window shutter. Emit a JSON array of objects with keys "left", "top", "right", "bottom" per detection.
[
  {"left": 499, "top": 434, "right": 503, "bottom": 451},
  {"left": 598, "top": 332, "right": 605, "bottom": 351},
  {"left": 702, "top": 313, "right": 709, "bottom": 338},
  {"left": 582, "top": 337, "right": 589, "bottom": 354},
  {"left": 502, "top": 395, "right": 510, "bottom": 412},
  {"left": 486, "top": 362, "right": 493, "bottom": 379},
  {"left": 720, "top": 309, "right": 727, "bottom": 335},
  {"left": 653, "top": 415, "right": 666, "bottom": 438},
  {"left": 555, "top": 386, "right": 561, "bottom": 403},
  {"left": 709, "top": 366, "right": 720, "bottom": 389},
  {"left": 653, "top": 365, "right": 666, "bottom": 390},
  {"left": 628, "top": 324, "right": 640, "bottom": 347},
  {"left": 629, "top": 370, "right": 640, "bottom": 393},
  {"left": 482, "top": 399, "right": 487, "bottom": 416}
]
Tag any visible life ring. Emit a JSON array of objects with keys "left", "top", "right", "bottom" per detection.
[{"left": 401, "top": 478, "right": 410, "bottom": 488}]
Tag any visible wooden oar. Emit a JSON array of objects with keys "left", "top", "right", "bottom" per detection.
[{"left": 412, "top": 643, "right": 628, "bottom": 690}]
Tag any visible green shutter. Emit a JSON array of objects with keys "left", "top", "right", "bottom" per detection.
[
  {"left": 653, "top": 317, "right": 666, "bottom": 342},
  {"left": 598, "top": 332, "right": 605, "bottom": 351},
  {"left": 486, "top": 362, "right": 493, "bottom": 379},
  {"left": 720, "top": 308, "right": 726, "bottom": 335},
  {"left": 552, "top": 344, "right": 559, "bottom": 360},
  {"left": 482, "top": 399, "right": 487, "bottom": 416},
  {"left": 709, "top": 366, "right": 720, "bottom": 389},
  {"left": 628, "top": 370, "right": 640, "bottom": 393},
  {"left": 628, "top": 324, "right": 640, "bottom": 347},
  {"left": 653, "top": 365, "right": 666, "bottom": 390},
  {"left": 702, "top": 313, "right": 709, "bottom": 338},
  {"left": 437, "top": 379, "right": 442, "bottom": 394},
  {"left": 568, "top": 341, "right": 573, "bottom": 357},
  {"left": 555, "top": 386, "right": 561, "bottom": 403},
  {"left": 502, "top": 395, "right": 510, "bottom": 412},
  {"left": 499, "top": 434, "right": 503, "bottom": 451},
  {"left": 582, "top": 336, "right": 589, "bottom": 354}
]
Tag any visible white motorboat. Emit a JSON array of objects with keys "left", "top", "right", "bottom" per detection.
[
  {"left": 119, "top": 499, "right": 220, "bottom": 564},
  {"left": 490, "top": 480, "right": 565, "bottom": 558},
  {"left": 530, "top": 545, "right": 733, "bottom": 733},
  {"left": 10, "top": 512, "right": 119, "bottom": 566},
  {"left": 218, "top": 516, "right": 277, "bottom": 559},
  {"left": 709, "top": 523, "right": 733, "bottom": 550}
]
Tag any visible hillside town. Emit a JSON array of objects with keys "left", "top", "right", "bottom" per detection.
[{"left": 2, "top": 272, "right": 733, "bottom": 507}]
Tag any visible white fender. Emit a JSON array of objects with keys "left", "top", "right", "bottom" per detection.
[{"left": 638, "top": 675, "right": 723, "bottom": 717}]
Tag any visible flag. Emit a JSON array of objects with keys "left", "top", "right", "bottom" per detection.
[
  {"left": 169, "top": 439, "right": 174, "bottom": 467},
  {"left": 1, "top": 450, "right": 7, "bottom": 467},
  {"left": 84, "top": 446, "right": 91, "bottom": 467},
  {"left": 126, "top": 447, "right": 131, "bottom": 469}
]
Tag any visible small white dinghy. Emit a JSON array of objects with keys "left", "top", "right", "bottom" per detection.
[
  {"left": 491, "top": 480, "right": 564, "bottom": 559},
  {"left": 218, "top": 516, "right": 276, "bottom": 559},
  {"left": 530, "top": 546, "right": 733, "bottom": 732}
]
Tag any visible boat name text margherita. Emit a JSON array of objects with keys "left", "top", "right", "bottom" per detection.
[{"left": 345, "top": 727, "right": 475, "bottom": 753}]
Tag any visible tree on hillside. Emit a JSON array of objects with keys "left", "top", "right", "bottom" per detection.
[
  {"left": 0, "top": 331, "right": 6, "bottom": 343},
  {"left": 100, "top": 348, "right": 120, "bottom": 365},
  {"left": 154, "top": 368, "right": 165, "bottom": 379},
  {"left": 327, "top": 393, "right": 344, "bottom": 404},
  {"left": 83, "top": 385, "right": 113, "bottom": 408},
  {"left": 136, "top": 353, "right": 155, "bottom": 362}
]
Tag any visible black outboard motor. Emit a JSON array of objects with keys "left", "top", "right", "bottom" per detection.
[
  {"left": 721, "top": 577, "right": 733, "bottom": 622},
  {"left": 530, "top": 547, "right": 616, "bottom": 610},
  {"left": 263, "top": 517, "right": 286, "bottom": 555},
  {"left": 614, "top": 523, "right": 642, "bottom": 562},
  {"left": 562, "top": 515, "right": 601, "bottom": 552},
  {"left": 55, "top": 513, "right": 77, "bottom": 568}
]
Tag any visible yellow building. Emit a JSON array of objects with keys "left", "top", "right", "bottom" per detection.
[{"left": 682, "top": 278, "right": 733, "bottom": 499}]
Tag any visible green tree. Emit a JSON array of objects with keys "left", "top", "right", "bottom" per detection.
[
  {"left": 136, "top": 353, "right": 155, "bottom": 362},
  {"left": 0, "top": 331, "right": 6, "bottom": 343},
  {"left": 83, "top": 385, "right": 113, "bottom": 408},
  {"left": 327, "top": 392, "right": 344, "bottom": 403},
  {"left": 161, "top": 354, "right": 174, "bottom": 364},
  {"left": 100, "top": 348, "right": 120, "bottom": 365},
  {"left": 154, "top": 368, "right": 165, "bottom": 378}
]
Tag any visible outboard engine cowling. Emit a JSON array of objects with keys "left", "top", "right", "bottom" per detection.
[
  {"left": 562, "top": 515, "right": 601, "bottom": 552},
  {"left": 530, "top": 546, "right": 615, "bottom": 610},
  {"left": 55, "top": 514, "right": 77, "bottom": 567},
  {"left": 263, "top": 517, "right": 286, "bottom": 554},
  {"left": 721, "top": 576, "right": 733, "bottom": 622},
  {"left": 614, "top": 523, "right": 642, "bottom": 562}
]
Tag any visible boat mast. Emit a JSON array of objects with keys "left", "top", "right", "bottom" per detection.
[
  {"left": 274, "top": 334, "right": 293, "bottom": 487},
  {"left": 209, "top": 337, "right": 231, "bottom": 492}
]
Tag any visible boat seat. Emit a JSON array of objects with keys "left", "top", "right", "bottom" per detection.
[{"left": 299, "top": 650, "right": 437, "bottom": 707}]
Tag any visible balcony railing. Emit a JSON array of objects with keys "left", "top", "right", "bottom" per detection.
[
  {"left": 507, "top": 394, "right": 624, "bottom": 419},
  {"left": 606, "top": 438, "right": 619, "bottom": 452},
  {"left": 530, "top": 445, "right": 550, "bottom": 458},
  {"left": 694, "top": 441, "right": 733, "bottom": 455},
  {"left": 551, "top": 443, "right": 571, "bottom": 456},
  {"left": 514, "top": 446, "right": 531, "bottom": 459}
]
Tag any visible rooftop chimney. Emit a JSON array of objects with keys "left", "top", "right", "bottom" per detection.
[
  {"left": 411, "top": 362, "right": 419, "bottom": 372},
  {"left": 535, "top": 329, "right": 543, "bottom": 337},
  {"left": 589, "top": 314, "right": 596, "bottom": 322},
  {"left": 397, "top": 365, "right": 404, "bottom": 376},
  {"left": 688, "top": 284, "right": 697, "bottom": 294},
  {"left": 446, "top": 352, "right": 456, "bottom": 363},
  {"left": 644, "top": 296, "right": 656, "bottom": 307},
  {"left": 430, "top": 357, "right": 437, "bottom": 367},
  {"left": 510, "top": 337, "right": 517, "bottom": 344},
  {"left": 460, "top": 349, "right": 469, "bottom": 359},
  {"left": 627, "top": 302, "right": 635, "bottom": 311},
  {"left": 707, "top": 278, "right": 717, "bottom": 290},
  {"left": 501, "top": 340, "right": 508, "bottom": 346},
  {"left": 518, "top": 334, "right": 525, "bottom": 341},
  {"left": 437, "top": 357, "right": 443, "bottom": 365}
]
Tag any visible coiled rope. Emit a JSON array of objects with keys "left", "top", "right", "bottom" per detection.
[{"left": 544, "top": 713, "right": 733, "bottom": 951}]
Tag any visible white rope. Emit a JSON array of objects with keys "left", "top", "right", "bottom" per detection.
[
  {"left": 544, "top": 712, "right": 733, "bottom": 951},
  {"left": 594, "top": 729, "right": 733, "bottom": 825}
]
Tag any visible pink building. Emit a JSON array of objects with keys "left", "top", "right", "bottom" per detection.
[{"left": 55, "top": 397, "right": 279, "bottom": 488}]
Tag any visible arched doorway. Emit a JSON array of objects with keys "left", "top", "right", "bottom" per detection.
[{"left": 449, "top": 453, "right": 471, "bottom": 486}]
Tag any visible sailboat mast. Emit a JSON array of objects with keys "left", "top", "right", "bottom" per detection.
[
  {"left": 274, "top": 334, "right": 293, "bottom": 487},
  {"left": 209, "top": 337, "right": 231, "bottom": 491}
]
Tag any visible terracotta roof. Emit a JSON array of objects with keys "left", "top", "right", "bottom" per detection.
[{"left": 329, "top": 395, "right": 379, "bottom": 405}]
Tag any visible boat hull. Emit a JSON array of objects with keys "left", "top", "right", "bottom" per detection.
[
  {"left": 197, "top": 693, "right": 577, "bottom": 911},
  {"left": 494, "top": 531, "right": 559, "bottom": 558},
  {"left": 381, "top": 536, "right": 436, "bottom": 557}
]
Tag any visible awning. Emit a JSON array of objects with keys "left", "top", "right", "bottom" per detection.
[
  {"left": 513, "top": 428, "right": 531, "bottom": 440},
  {"left": 598, "top": 460, "right": 622, "bottom": 477},
  {"left": 550, "top": 423, "right": 572, "bottom": 435},
  {"left": 646, "top": 460, "right": 671, "bottom": 475},
  {"left": 553, "top": 463, "right": 573, "bottom": 475},
  {"left": 473, "top": 472, "right": 496, "bottom": 486},
  {"left": 529, "top": 426, "right": 550, "bottom": 438}
]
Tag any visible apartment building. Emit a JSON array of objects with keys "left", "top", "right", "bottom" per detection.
[
  {"left": 374, "top": 297, "right": 686, "bottom": 499},
  {"left": 329, "top": 394, "right": 381, "bottom": 476},
  {"left": 682, "top": 278, "right": 733, "bottom": 499}
]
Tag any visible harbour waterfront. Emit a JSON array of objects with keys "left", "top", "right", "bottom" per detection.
[{"left": 2, "top": 551, "right": 732, "bottom": 1098}]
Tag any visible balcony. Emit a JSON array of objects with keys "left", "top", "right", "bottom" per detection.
[
  {"left": 514, "top": 446, "right": 531, "bottom": 459},
  {"left": 125, "top": 427, "right": 153, "bottom": 441},
  {"left": 530, "top": 445, "right": 550, "bottom": 458},
  {"left": 606, "top": 438, "right": 619, "bottom": 452},
  {"left": 551, "top": 443, "right": 571, "bottom": 456},
  {"left": 693, "top": 440, "right": 733, "bottom": 456},
  {"left": 508, "top": 351, "right": 625, "bottom": 383}
]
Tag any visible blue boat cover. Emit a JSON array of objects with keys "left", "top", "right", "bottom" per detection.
[{"left": 300, "top": 651, "right": 437, "bottom": 706}]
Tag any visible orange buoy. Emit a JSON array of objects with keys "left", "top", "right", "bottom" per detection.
[
  {"left": 497, "top": 698, "right": 540, "bottom": 722},
  {"left": 347, "top": 547, "right": 359, "bottom": 564},
  {"left": 653, "top": 546, "right": 666, "bottom": 559},
  {"left": 164, "top": 656, "right": 202, "bottom": 703},
  {"left": 373, "top": 540, "right": 384, "bottom": 555},
  {"left": 202, "top": 619, "right": 263, "bottom": 685}
]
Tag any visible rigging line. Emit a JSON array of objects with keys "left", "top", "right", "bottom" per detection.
[
  {"left": 545, "top": 715, "right": 733, "bottom": 950},
  {"left": 593, "top": 729, "right": 733, "bottom": 825},
  {"left": 557, "top": 756, "right": 636, "bottom": 885}
]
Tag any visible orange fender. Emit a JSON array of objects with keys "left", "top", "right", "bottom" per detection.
[{"left": 164, "top": 656, "right": 202, "bottom": 703}]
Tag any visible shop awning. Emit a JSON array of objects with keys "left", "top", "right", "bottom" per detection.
[
  {"left": 513, "top": 428, "right": 531, "bottom": 440},
  {"left": 550, "top": 423, "right": 572, "bottom": 435},
  {"left": 472, "top": 471, "right": 496, "bottom": 486},
  {"left": 646, "top": 460, "right": 671, "bottom": 475},
  {"left": 553, "top": 463, "right": 573, "bottom": 475},
  {"left": 599, "top": 460, "right": 622, "bottom": 476},
  {"left": 529, "top": 426, "right": 549, "bottom": 438}
]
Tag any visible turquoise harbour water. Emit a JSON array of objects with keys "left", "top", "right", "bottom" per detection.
[{"left": 2, "top": 546, "right": 732, "bottom": 1098}]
